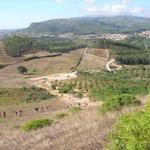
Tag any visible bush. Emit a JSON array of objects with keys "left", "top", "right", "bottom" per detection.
[
  {"left": 58, "top": 84, "right": 73, "bottom": 93},
  {"left": 100, "top": 94, "right": 141, "bottom": 112},
  {"left": 109, "top": 102, "right": 150, "bottom": 150},
  {"left": 22, "top": 119, "right": 53, "bottom": 132},
  {"left": 17, "top": 66, "right": 28, "bottom": 74},
  {"left": 25, "top": 87, "right": 53, "bottom": 102}
]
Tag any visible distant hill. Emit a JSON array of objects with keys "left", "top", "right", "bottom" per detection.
[
  {"left": 0, "top": 29, "right": 15, "bottom": 39},
  {"left": 23, "top": 16, "right": 150, "bottom": 35}
]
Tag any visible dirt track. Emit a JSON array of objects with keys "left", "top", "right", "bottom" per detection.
[{"left": 106, "top": 59, "right": 122, "bottom": 72}]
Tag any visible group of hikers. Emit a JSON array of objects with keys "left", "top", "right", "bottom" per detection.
[
  {"left": 0, "top": 102, "right": 89, "bottom": 118},
  {"left": 34, "top": 106, "right": 49, "bottom": 112},
  {"left": 0, "top": 106, "right": 49, "bottom": 118}
]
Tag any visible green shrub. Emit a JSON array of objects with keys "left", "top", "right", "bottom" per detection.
[
  {"left": 17, "top": 66, "right": 28, "bottom": 74},
  {"left": 25, "top": 87, "right": 53, "bottom": 102},
  {"left": 58, "top": 84, "right": 73, "bottom": 93},
  {"left": 100, "top": 94, "right": 141, "bottom": 112},
  {"left": 69, "top": 107, "right": 81, "bottom": 113},
  {"left": 22, "top": 119, "right": 53, "bottom": 132},
  {"left": 109, "top": 102, "right": 150, "bottom": 150}
]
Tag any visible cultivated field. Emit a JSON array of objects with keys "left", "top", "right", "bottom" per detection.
[
  {"left": 78, "top": 48, "right": 109, "bottom": 71},
  {"left": 86, "top": 48, "right": 109, "bottom": 58}
]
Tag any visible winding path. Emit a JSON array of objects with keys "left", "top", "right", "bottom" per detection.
[
  {"left": 106, "top": 59, "right": 115, "bottom": 72},
  {"left": 106, "top": 59, "right": 122, "bottom": 72}
]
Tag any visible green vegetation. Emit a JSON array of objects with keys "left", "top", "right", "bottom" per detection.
[
  {"left": 3, "top": 36, "right": 86, "bottom": 57},
  {"left": 94, "top": 38, "right": 150, "bottom": 65},
  {"left": 17, "top": 66, "right": 28, "bottom": 74},
  {"left": 58, "top": 83, "right": 73, "bottom": 94},
  {"left": 109, "top": 102, "right": 150, "bottom": 150},
  {"left": 69, "top": 107, "right": 81, "bottom": 113},
  {"left": 3, "top": 36, "right": 33, "bottom": 57},
  {"left": 22, "top": 119, "right": 53, "bottom": 132},
  {"left": 25, "top": 87, "right": 54, "bottom": 103},
  {"left": 123, "top": 37, "right": 150, "bottom": 49},
  {"left": 22, "top": 111, "right": 70, "bottom": 132},
  {"left": 60, "top": 66, "right": 150, "bottom": 112},
  {"left": 100, "top": 94, "right": 140, "bottom": 112},
  {"left": 69, "top": 67, "right": 150, "bottom": 101}
]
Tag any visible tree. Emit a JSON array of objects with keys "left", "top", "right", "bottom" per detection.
[{"left": 17, "top": 66, "right": 28, "bottom": 74}]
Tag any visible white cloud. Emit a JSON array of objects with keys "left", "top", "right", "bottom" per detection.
[
  {"left": 56, "top": 0, "right": 64, "bottom": 4},
  {"left": 84, "top": 0, "right": 143, "bottom": 15}
]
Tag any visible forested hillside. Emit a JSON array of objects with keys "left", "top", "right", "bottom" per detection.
[{"left": 23, "top": 16, "right": 150, "bottom": 34}]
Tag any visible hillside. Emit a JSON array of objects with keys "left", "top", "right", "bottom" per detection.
[{"left": 23, "top": 16, "right": 150, "bottom": 34}]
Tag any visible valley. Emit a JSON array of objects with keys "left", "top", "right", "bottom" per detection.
[{"left": 0, "top": 15, "right": 150, "bottom": 150}]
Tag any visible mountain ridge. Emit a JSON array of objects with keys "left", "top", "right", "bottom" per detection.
[{"left": 22, "top": 15, "right": 150, "bottom": 35}]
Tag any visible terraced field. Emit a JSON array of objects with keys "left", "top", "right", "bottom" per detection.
[{"left": 78, "top": 48, "right": 109, "bottom": 72}]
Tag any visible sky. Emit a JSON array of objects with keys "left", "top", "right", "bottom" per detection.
[{"left": 0, "top": 0, "right": 150, "bottom": 29}]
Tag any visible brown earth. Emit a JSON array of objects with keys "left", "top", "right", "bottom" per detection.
[{"left": 0, "top": 49, "right": 83, "bottom": 87}]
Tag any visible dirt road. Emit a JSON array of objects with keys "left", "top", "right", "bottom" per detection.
[
  {"left": 106, "top": 59, "right": 115, "bottom": 72},
  {"left": 106, "top": 59, "right": 122, "bottom": 72}
]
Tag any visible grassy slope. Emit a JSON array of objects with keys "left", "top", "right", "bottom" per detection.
[{"left": 0, "top": 106, "right": 141, "bottom": 150}]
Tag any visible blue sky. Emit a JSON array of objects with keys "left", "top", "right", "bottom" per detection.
[{"left": 0, "top": 0, "right": 150, "bottom": 29}]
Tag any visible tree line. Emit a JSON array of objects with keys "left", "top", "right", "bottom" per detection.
[
  {"left": 3, "top": 36, "right": 86, "bottom": 57},
  {"left": 95, "top": 38, "right": 150, "bottom": 65}
]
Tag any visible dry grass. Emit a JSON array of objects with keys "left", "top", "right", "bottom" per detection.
[
  {"left": 0, "top": 91, "right": 147, "bottom": 150},
  {"left": 0, "top": 98, "right": 66, "bottom": 131},
  {"left": 0, "top": 105, "right": 140, "bottom": 150},
  {"left": 0, "top": 49, "right": 83, "bottom": 87},
  {"left": 0, "top": 109, "right": 110, "bottom": 150},
  {"left": 23, "top": 51, "right": 52, "bottom": 58}
]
